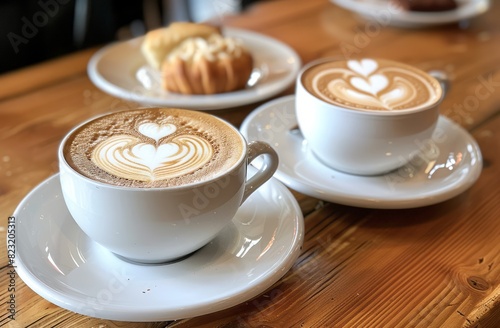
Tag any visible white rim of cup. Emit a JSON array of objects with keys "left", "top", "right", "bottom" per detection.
[
  {"left": 58, "top": 108, "right": 247, "bottom": 191},
  {"left": 297, "top": 57, "right": 444, "bottom": 116}
]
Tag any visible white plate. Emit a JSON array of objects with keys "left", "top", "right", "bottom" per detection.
[
  {"left": 240, "top": 95, "right": 483, "bottom": 209},
  {"left": 11, "top": 172, "right": 303, "bottom": 321},
  {"left": 331, "top": 0, "right": 490, "bottom": 28},
  {"left": 87, "top": 27, "right": 301, "bottom": 110}
]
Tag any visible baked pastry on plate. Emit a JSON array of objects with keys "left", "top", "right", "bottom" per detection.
[{"left": 141, "top": 22, "right": 253, "bottom": 95}]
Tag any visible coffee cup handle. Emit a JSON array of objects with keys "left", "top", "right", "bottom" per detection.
[
  {"left": 241, "top": 141, "right": 279, "bottom": 204},
  {"left": 428, "top": 70, "right": 450, "bottom": 101}
]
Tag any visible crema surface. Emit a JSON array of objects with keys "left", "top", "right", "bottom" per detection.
[
  {"left": 64, "top": 108, "right": 243, "bottom": 187},
  {"left": 302, "top": 58, "right": 442, "bottom": 111}
]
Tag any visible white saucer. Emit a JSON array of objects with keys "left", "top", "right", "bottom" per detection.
[
  {"left": 240, "top": 95, "right": 483, "bottom": 209},
  {"left": 87, "top": 27, "right": 301, "bottom": 110},
  {"left": 12, "top": 172, "right": 303, "bottom": 321},
  {"left": 331, "top": 0, "right": 490, "bottom": 28}
]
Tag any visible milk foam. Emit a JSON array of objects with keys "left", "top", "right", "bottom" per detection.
[
  {"left": 64, "top": 108, "right": 243, "bottom": 188},
  {"left": 91, "top": 122, "right": 213, "bottom": 182},
  {"left": 305, "top": 58, "right": 441, "bottom": 111}
]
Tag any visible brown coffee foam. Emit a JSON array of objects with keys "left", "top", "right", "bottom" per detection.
[
  {"left": 301, "top": 58, "right": 442, "bottom": 111},
  {"left": 64, "top": 108, "right": 243, "bottom": 188}
]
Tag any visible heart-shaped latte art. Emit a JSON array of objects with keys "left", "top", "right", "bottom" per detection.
[
  {"left": 347, "top": 59, "right": 378, "bottom": 77},
  {"left": 138, "top": 122, "right": 176, "bottom": 142},
  {"left": 350, "top": 74, "right": 388, "bottom": 95},
  {"left": 311, "top": 58, "right": 440, "bottom": 111},
  {"left": 91, "top": 130, "right": 213, "bottom": 182},
  {"left": 326, "top": 77, "right": 415, "bottom": 110},
  {"left": 131, "top": 143, "right": 180, "bottom": 171}
]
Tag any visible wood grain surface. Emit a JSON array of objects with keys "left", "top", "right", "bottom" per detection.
[{"left": 0, "top": 0, "right": 499, "bottom": 327}]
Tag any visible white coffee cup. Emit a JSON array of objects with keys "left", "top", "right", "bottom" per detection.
[
  {"left": 296, "top": 57, "right": 447, "bottom": 175},
  {"left": 59, "top": 108, "right": 278, "bottom": 263}
]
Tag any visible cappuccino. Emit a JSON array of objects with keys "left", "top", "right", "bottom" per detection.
[
  {"left": 64, "top": 108, "right": 244, "bottom": 188},
  {"left": 301, "top": 58, "right": 442, "bottom": 111}
]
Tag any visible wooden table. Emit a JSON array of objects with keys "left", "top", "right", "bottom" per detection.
[{"left": 1, "top": 0, "right": 499, "bottom": 327}]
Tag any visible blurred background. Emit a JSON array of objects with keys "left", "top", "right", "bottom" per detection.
[{"left": 0, "top": 0, "right": 260, "bottom": 74}]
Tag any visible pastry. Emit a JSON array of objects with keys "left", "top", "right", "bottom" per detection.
[
  {"left": 141, "top": 22, "right": 253, "bottom": 95},
  {"left": 141, "top": 22, "right": 220, "bottom": 70},
  {"left": 161, "top": 34, "right": 253, "bottom": 95}
]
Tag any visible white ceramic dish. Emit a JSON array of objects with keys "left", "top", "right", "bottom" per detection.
[
  {"left": 11, "top": 171, "right": 303, "bottom": 321},
  {"left": 240, "top": 95, "right": 483, "bottom": 209},
  {"left": 330, "top": 0, "right": 490, "bottom": 28},
  {"left": 87, "top": 27, "right": 301, "bottom": 110}
]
